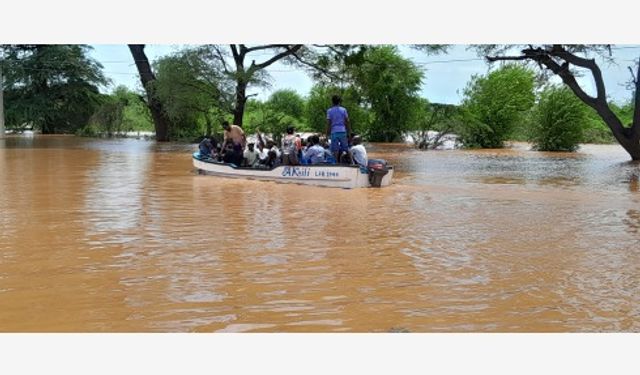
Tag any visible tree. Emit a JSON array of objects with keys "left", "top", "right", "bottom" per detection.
[
  {"left": 484, "top": 45, "right": 640, "bottom": 160},
  {"left": 82, "top": 86, "right": 153, "bottom": 137},
  {"left": 128, "top": 44, "right": 173, "bottom": 141},
  {"left": 1, "top": 44, "right": 106, "bottom": 134},
  {"left": 349, "top": 46, "right": 424, "bottom": 142},
  {"left": 461, "top": 64, "right": 535, "bottom": 148},
  {"left": 301, "top": 46, "right": 423, "bottom": 142},
  {"left": 153, "top": 47, "right": 234, "bottom": 139},
  {"left": 244, "top": 99, "right": 300, "bottom": 144},
  {"left": 207, "top": 45, "right": 303, "bottom": 125},
  {"left": 266, "top": 89, "right": 305, "bottom": 119},
  {"left": 530, "top": 86, "right": 587, "bottom": 151},
  {"left": 410, "top": 99, "right": 463, "bottom": 149}
]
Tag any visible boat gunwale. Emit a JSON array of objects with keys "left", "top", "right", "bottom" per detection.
[{"left": 192, "top": 153, "right": 393, "bottom": 172}]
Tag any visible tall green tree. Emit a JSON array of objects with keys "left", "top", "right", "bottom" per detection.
[
  {"left": 349, "top": 46, "right": 424, "bottom": 142},
  {"left": 153, "top": 47, "right": 234, "bottom": 138},
  {"left": 266, "top": 89, "right": 305, "bottom": 119},
  {"left": 530, "top": 86, "right": 587, "bottom": 151},
  {"left": 461, "top": 64, "right": 535, "bottom": 148},
  {"left": 483, "top": 45, "right": 640, "bottom": 160},
  {"left": 1, "top": 44, "right": 106, "bottom": 134}
]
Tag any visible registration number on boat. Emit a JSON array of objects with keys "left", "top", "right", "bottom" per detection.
[{"left": 281, "top": 167, "right": 339, "bottom": 178}]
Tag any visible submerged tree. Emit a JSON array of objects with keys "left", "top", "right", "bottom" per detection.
[
  {"left": 410, "top": 99, "right": 463, "bottom": 149},
  {"left": 1, "top": 44, "right": 106, "bottom": 134},
  {"left": 461, "top": 64, "right": 535, "bottom": 148},
  {"left": 128, "top": 44, "right": 173, "bottom": 141},
  {"left": 530, "top": 86, "right": 587, "bottom": 152},
  {"left": 483, "top": 45, "right": 640, "bottom": 160}
]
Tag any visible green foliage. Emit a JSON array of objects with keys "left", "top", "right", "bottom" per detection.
[
  {"left": 1, "top": 45, "right": 107, "bottom": 133},
  {"left": 266, "top": 89, "right": 305, "bottom": 119},
  {"left": 461, "top": 64, "right": 535, "bottom": 148},
  {"left": 350, "top": 46, "right": 424, "bottom": 142},
  {"left": 152, "top": 47, "right": 235, "bottom": 139},
  {"left": 243, "top": 90, "right": 311, "bottom": 143},
  {"left": 80, "top": 86, "right": 153, "bottom": 137},
  {"left": 409, "top": 99, "right": 464, "bottom": 149},
  {"left": 530, "top": 86, "right": 587, "bottom": 151}
]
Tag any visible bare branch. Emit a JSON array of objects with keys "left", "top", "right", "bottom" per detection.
[
  {"left": 485, "top": 55, "right": 530, "bottom": 62},
  {"left": 244, "top": 44, "right": 290, "bottom": 53},
  {"left": 210, "top": 45, "right": 231, "bottom": 75},
  {"left": 230, "top": 44, "right": 243, "bottom": 70},
  {"left": 550, "top": 45, "right": 607, "bottom": 101},
  {"left": 289, "top": 51, "right": 342, "bottom": 81},
  {"left": 249, "top": 45, "right": 303, "bottom": 72}
]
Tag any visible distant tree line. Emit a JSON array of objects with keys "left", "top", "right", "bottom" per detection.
[{"left": 1, "top": 44, "right": 637, "bottom": 157}]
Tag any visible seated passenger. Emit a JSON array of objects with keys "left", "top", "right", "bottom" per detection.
[
  {"left": 303, "top": 135, "right": 328, "bottom": 165},
  {"left": 258, "top": 150, "right": 279, "bottom": 169},
  {"left": 222, "top": 143, "right": 235, "bottom": 164},
  {"left": 198, "top": 136, "right": 215, "bottom": 157},
  {"left": 322, "top": 141, "right": 336, "bottom": 164},
  {"left": 243, "top": 142, "right": 260, "bottom": 167},
  {"left": 349, "top": 135, "right": 368, "bottom": 168},
  {"left": 266, "top": 140, "right": 281, "bottom": 159},
  {"left": 255, "top": 141, "right": 269, "bottom": 163}
]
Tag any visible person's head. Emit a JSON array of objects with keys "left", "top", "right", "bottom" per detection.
[
  {"left": 352, "top": 135, "right": 362, "bottom": 145},
  {"left": 247, "top": 142, "right": 255, "bottom": 151},
  {"left": 266, "top": 140, "right": 275, "bottom": 149},
  {"left": 332, "top": 95, "right": 341, "bottom": 106},
  {"left": 286, "top": 125, "right": 295, "bottom": 135},
  {"left": 267, "top": 150, "right": 277, "bottom": 160},
  {"left": 221, "top": 121, "right": 230, "bottom": 131},
  {"left": 311, "top": 135, "right": 320, "bottom": 145}
]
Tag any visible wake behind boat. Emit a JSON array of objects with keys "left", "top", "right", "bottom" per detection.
[{"left": 192, "top": 152, "right": 394, "bottom": 189}]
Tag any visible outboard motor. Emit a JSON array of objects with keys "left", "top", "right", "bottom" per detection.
[{"left": 367, "top": 159, "right": 389, "bottom": 187}]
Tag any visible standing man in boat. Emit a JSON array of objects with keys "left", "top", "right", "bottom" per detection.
[
  {"left": 326, "top": 95, "right": 351, "bottom": 164},
  {"left": 220, "top": 121, "right": 246, "bottom": 165}
]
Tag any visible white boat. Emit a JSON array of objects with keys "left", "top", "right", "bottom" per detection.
[{"left": 192, "top": 152, "right": 394, "bottom": 189}]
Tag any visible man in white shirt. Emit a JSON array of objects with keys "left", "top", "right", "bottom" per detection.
[
  {"left": 349, "top": 135, "right": 368, "bottom": 168},
  {"left": 243, "top": 143, "right": 260, "bottom": 167}
]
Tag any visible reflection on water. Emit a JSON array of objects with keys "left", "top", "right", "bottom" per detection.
[{"left": 1, "top": 136, "right": 639, "bottom": 332}]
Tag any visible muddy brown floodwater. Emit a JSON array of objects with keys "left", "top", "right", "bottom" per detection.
[{"left": 0, "top": 135, "right": 639, "bottom": 332}]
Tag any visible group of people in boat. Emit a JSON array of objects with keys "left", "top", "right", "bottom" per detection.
[{"left": 198, "top": 95, "right": 368, "bottom": 169}]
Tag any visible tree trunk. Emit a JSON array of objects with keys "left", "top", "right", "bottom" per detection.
[
  {"left": 128, "top": 44, "right": 171, "bottom": 141},
  {"left": 233, "top": 80, "right": 247, "bottom": 126},
  {"left": 0, "top": 63, "right": 5, "bottom": 138}
]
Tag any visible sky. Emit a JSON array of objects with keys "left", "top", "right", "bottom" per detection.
[{"left": 89, "top": 44, "right": 640, "bottom": 105}]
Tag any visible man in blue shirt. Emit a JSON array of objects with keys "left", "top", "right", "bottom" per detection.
[{"left": 325, "top": 95, "right": 351, "bottom": 164}]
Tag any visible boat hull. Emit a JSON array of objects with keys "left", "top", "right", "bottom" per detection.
[{"left": 192, "top": 154, "right": 393, "bottom": 189}]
